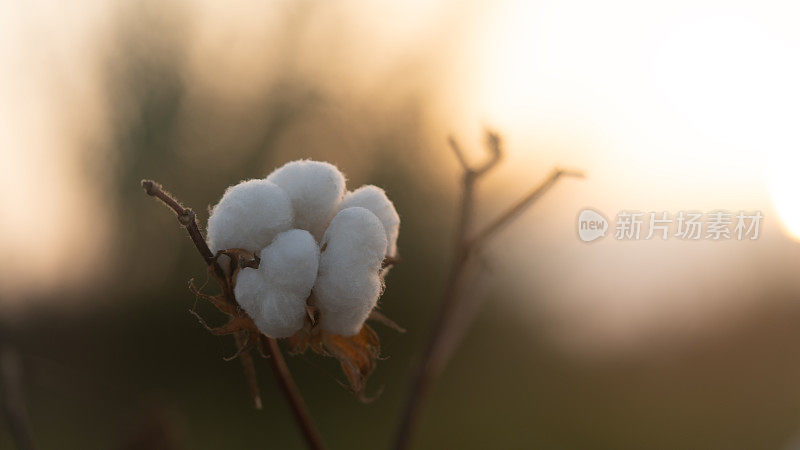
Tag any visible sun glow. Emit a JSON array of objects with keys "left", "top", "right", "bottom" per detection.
[
  {"left": 769, "top": 153, "right": 800, "bottom": 242},
  {"left": 472, "top": 0, "right": 800, "bottom": 241}
]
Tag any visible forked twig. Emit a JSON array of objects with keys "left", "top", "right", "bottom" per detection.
[
  {"left": 469, "top": 167, "right": 585, "bottom": 248},
  {"left": 142, "top": 180, "right": 325, "bottom": 450},
  {"left": 392, "top": 132, "right": 583, "bottom": 450}
]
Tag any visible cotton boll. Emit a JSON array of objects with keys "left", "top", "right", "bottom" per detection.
[
  {"left": 313, "top": 207, "right": 387, "bottom": 335},
  {"left": 232, "top": 267, "right": 266, "bottom": 318},
  {"left": 266, "top": 160, "right": 346, "bottom": 240},
  {"left": 338, "top": 185, "right": 400, "bottom": 257},
  {"left": 235, "top": 270, "right": 308, "bottom": 338},
  {"left": 260, "top": 229, "right": 320, "bottom": 297},
  {"left": 255, "top": 289, "right": 311, "bottom": 338},
  {"left": 233, "top": 229, "right": 319, "bottom": 338},
  {"left": 207, "top": 179, "right": 294, "bottom": 256}
]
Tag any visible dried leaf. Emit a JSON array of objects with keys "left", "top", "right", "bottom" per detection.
[
  {"left": 287, "top": 316, "right": 320, "bottom": 355},
  {"left": 217, "top": 248, "right": 259, "bottom": 286},
  {"left": 187, "top": 249, "right": 260, "bottom": 353},
  {"left": 288, "top": 304, "right": 325, "bottom": 356},
  {"left": 194, "top": 246, "right": 399, "bottom": 404},
  {"left": 322, "top": 325, "right": 380, "bottom": 401},
  {"left": 188, "top": 249, "right": 264, "bottom": 409}
]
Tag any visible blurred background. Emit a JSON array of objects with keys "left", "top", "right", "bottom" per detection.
[{"left": 2, "top": 0, "right": 800, "bottom": 448}]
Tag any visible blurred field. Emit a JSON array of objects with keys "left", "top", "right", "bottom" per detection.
[{"left": 3, "top": 1, "right": 800, "bottom": 449}]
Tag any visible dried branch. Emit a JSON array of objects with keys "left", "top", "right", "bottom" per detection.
[
  {"left": 446, "top": 136, "right": 470, "bottom": 172},
  {"left": 141, "top": 179, "right": 325, "bottom": 450},
  {"left": 472, "top": 131, "right": 502, "bottom": 177},
  {"left": 234, "top": 331, "right": 262, "bottom": 409},
  {"left": 141, "top": 181, "right": 216, "bottom": 265},
  {"left": 392, "top": 133, "right": 583, "bottom": 450},
  {"left": 261, "top": 336, "right": 325, "bottom": 450},
  {"left": 469, "top": 168, "right": 584, "bottom": 249},
  {"left": 0, "top": 345, "right": 36, "bottom": 450}
]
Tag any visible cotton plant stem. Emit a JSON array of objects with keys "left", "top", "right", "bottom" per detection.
[
  {"left": 141, "top": 179, "right": 325, "bottom": 450},
  {"left": 141, "top": 180, "right": 225, "bottom": 282},
  {"left": 234, "top": 331, "right": 262, "bottom": 410},
  {"left": 392, "top": 135, "right": 582, "bottom": 450},
  {"left": 261, "top": 336, "right": 326, "bottom": 450}
]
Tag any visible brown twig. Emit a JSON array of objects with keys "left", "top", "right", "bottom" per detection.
[
  {"left": 261, "top": 336, "right": 325, "bottom": 450},
  {"left": 0, "top": 345, "right": 36, "bottom": 450},
  {"left": 141, "top": 179, "right": 325, "bottom": 450},
  {"left": 392, "top": 132, "right": 583, "bottom": 450},
  {"left": 234, "top": 331, "right": 262, "bottom": 410},
  {"left": 468, "top": 168, "right": 585, "bottom": 248},
  {"left": 141, "top": 180, "right": 225, "bottom": 281}
]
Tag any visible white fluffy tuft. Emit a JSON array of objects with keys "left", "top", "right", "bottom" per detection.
[
  {"left": 313, "top": 207, "right": 387, "bottom": 335},
  {"left": 234, "top": 229, "right": 319, "bottom": 338},
  {"left": 207, "top": 179, "right": 294, "bottom": 255},
  {"left": 338, "top": 185, "right": 400, "bottom": 257},
  {"left": 266, "top": 160, "right": 346, "bottom": 240},
  {"left": 211, "top": 161, "right": 400, "bottom": 338}
]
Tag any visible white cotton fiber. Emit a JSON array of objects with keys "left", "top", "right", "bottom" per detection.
[
  {"left": 211, "top": 161, "right": 401, "bottom": 337},
  {"left": 207, "top": 179, "right": 294, "bottom": 256},
  {"left": 233, "top": 269, "right": 272, "bottom": 330},
  {"left": 266, "top": 160, "right": 346, "bottom": 240},
  {"left": 233, "top": 229, "right": 319, "bottom": 338},
  {"left": 338, "top": 185, "right": 400, "bottom": 257},
  {"left": 313, "top": 207, "right": 387, "bottom": 336},
  {"left": 260, "top": 229, "right": 320, "bottom": 297}
]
